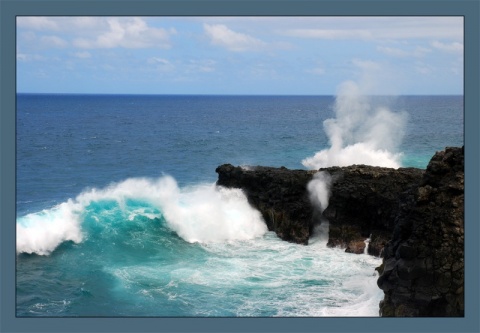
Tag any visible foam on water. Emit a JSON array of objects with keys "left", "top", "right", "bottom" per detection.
[
  {"left": 94, "top": 229, "right": 383, "bottom": 317},
  {"left": 17, "top": 195, "right": 383, "bottom": 317},
  {"left": 16, "top": 176, "right": 268, "bottom": 255}
]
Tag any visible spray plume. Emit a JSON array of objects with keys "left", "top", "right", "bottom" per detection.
[
  {"left": 302, "top": 80, "right": 407, "bottom": 169},
  {"left": 304, "top": 73, "right": 407, "bottom": 240}
]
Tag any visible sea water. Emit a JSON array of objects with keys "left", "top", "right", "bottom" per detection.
[{"left": 16, "top": 94, "right": 463, "bottom": 317}]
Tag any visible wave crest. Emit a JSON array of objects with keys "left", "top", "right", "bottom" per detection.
[{"left": 16, "top": 176, "right": 267, "bottom": 255}]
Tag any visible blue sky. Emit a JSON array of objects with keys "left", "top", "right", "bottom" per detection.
[{"left": 16, "top": 16, "right": 463, "bottom": 95}]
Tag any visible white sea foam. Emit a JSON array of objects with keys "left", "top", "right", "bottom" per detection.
[
  {"left": 18, "top": 183, "right": 383, "bottom": 316},
  {"left": 16, "top": 176, "right": 267, "bottom": 255},
  {"left": 16, "top": 200, "right": 84, "bottom": 256},
  {"left": 158, "top": 181, "right": 268, "bottom": 243},
  {"left": 302, "top": 80, "right": 407, "bottom": 169},
  {"left": 201, "top": 232, "right": 382, "bottom": 316}
]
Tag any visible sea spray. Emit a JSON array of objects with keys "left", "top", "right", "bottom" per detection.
[
  {"left": 160, "top": 182, "right": 267, "bottom": 243},
  {"left": 302, "top": 80, "right": 407, "bottom": 169},
  {"left": 16, "top": 176, "right": 268, "bottom": 255},
  {"left": 307, "top": 171, "right": 332, "bottom": 214},
  {"left": 364, "top": 234, "right": 372, "bottom": 255},
  {"left": 306, "top": 171, "right": 333, "bottom": 243}
]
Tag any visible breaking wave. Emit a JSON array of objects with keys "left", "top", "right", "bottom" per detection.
[{"left": 16, "top": 176, "right": 268, "bottom": 255}]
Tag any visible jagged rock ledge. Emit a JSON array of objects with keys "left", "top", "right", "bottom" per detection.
[{"left": 216, "top": 163, "right": 423, "bottom": 254}]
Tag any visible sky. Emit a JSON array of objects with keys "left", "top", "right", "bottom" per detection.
[{"left": 16, "top": 16, "right": 464, "bottom": 95}]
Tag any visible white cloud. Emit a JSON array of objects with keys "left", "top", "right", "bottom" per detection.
[
  {"left": 74, "top": 51, "right": 91, "bottom": 59},
  {"left": 351, "top": 59, "right": 382, "bottom": 71},
  {"left": 204, "top": 24, "right": 266, "bottom": 52},
  {"left": 16, "top": 53, "right": 28, "bottom": 61},
  {"left": 307, "top": 67, "right": 325, "bottom": 75},
  {"left": 34, "top": 69, "right": 49, "bottom": 78},
  {"left": 377, "top": 45, "right": 431, "bottom": 58},
  {"left": 147, "top": 57, "right": 175, "bottom": 71},
  {"left": 279, "top": 17, "right": 463, "bottom": 41},
  {"left": 415, "top": 62, "right": 434, "bottom": 75},
  {"left": 16, "top": 53, "right": 46, "bottom": 62},
  {"left": 284, "top": 29, "right": 372, "bottom": 40},
  {"left": 69, "top": 17, "right": 106, "bottom": 31},
  {"left": 413, "top": 46, "right": 431, "bottom": 57},
  {"left": 72, "top": 18, "right": 176, "bottom": 49},
  {"left": 187, "top": 60, "right": 216, "bottom": 73},
  {"left": 250, "top": 63, "right": 278, "bottom": 78},
  {"left": 376, "top": 46, "right": 410, "bottom": 57},
  {"left": 40, "top": 35, "right": 67, "bottom": 48},
  {"left": 148, "top": 57, "right": 169, "bottom": 64},
  {"left": 17, "top": 17, "right": 59, "bottom": 30},
  {"left": 431, "top": 41, "right": 463, "bottom": 54}
]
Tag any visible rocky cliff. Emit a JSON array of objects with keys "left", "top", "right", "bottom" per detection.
[
  {"left": 318, "top": 165, "right": 423, "bottom": 255},
  {"left": 215, "top": 146, "right": 464, "bottom": 317},
  {"left": 377, "top": 146, "right": 464, "bottom": 317},
  {"left": 216, "top": 163, "right": 423, "bottom": 253}
]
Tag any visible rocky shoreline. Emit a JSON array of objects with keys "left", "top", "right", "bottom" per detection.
[{"left": 215, "top": 146, "right": 464, "bottom": 317}]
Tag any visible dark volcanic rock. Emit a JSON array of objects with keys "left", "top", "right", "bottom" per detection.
[
  {"left": 319, "top": 165, "right": 423, "bottom": 255},
  {"left": 215, "top": 146, "right": 464, "bottom": 317},
  {"left": 377, "top": 146, "right": 464, "bottom": 317},
  {"left": 215, "top": 163, "right": 423, "bottom": 251}
]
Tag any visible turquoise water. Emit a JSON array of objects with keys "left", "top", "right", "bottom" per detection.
[{"left": 16, "top": 94, "right": 463, "bottom": 317}]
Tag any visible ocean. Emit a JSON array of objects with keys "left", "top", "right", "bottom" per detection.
[{"left": 16, "top": 93, "right": 463, "bottom": 317}]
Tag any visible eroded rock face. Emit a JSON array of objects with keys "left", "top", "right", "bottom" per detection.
[
  {"left": 377, "top": 146, "right": 464, "bottom": 317},
  {"left": 215, "top": 163, "right": 423, "bottom": 251},
  {"left": 319, "top": 165, "right": 423, "bottom": 255}
]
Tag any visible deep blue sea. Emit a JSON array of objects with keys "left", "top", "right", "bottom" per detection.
[{"left": 16, "top": 94, "right": 463, "bottom": 317}]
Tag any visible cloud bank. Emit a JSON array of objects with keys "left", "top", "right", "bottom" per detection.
[{"left": 203, "top": 23, "right": 266, "bottom": 52}]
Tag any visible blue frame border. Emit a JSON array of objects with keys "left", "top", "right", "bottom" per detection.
[{"left": 1, "top": 1, "right": 479, "bottom": 332}]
